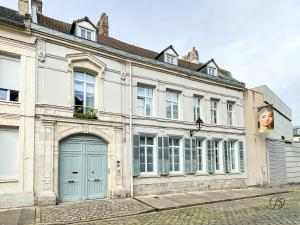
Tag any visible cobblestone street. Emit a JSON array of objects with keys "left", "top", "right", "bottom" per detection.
[{"left": 78, "top": 192, "right": 300, "bottom": 225}]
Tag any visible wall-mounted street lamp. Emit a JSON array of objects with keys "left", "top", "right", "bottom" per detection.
[{"left": 190, "top": 118, "right": 204, "bottom": 137}]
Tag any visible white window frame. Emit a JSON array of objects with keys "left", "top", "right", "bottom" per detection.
[
  {"left": 227, "top": 102, "right": 234, "bottom": 126},
  {"left": 166, "top": 54, "right": 175, "bottom": 65},
  {"left": 137, "top": 86, "right": 153, "bottom": 117},
  {"left": 196, "top": 139, "right": 206, "bottom": 172},
  {"left": 193, "top": 97, "right": 202, "bottom": 122},
  {"left": 207, "top": 67, "right": 216, "bottom": 76},
  {"left": 169, "top": 137, "right": 181, "bottom": 173},
  {"left": 166, "top": 90, "right": 179, "bottom": 120},
  {"left": 139, "top": 135, "right": 156, "bottom": 174},
  {"left": 74, "top": 71, "right": 96, "bottom": 109},
  {"left": 213, "top": 140, "right": 221, "bottom": 172},
  {"left": 79, "top": 26, "right": 94, "bottom": 41},
  {"left": 210, "top": 100, "right": 218, "bottom": 124}
]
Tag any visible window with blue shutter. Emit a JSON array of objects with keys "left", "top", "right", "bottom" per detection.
[
  {"left": 238, "top": 141, "right": 245, "bottom": 172},
  {"left": 133, "top": 134, "right": 140, "bottom": 176}
]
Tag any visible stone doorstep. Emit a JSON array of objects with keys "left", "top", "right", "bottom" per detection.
[{"left": 0, "top": 207, "right": 35, "bottom": 225}]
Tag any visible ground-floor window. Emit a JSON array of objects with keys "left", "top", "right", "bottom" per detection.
[
  {"left": 139, "top": 136, "right": 154, "bottom": 173},
  {"left": 196, "top": 139, "right": 204, "bottom": 171},
  {"left": 169, "top": 137, "right": 180, "bottom": 172}
]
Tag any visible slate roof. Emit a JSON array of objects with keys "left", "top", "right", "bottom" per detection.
[
  {"left": 0, "top": 6, "right": 25, "bottom": 28},
  {"left": 0, "top": 5, "right": 243, "bottom": 86}
]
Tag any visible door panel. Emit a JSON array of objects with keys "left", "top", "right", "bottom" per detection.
[
  {"left": 59, "top": 154, "right": 82, "bottom": 202},
  {"left": 87, "top": 154, "right": 106, "bottom": 199}
]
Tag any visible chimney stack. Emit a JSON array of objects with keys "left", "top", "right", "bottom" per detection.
[
  {"left": 182, "top": 47, "right": 199, "bottom": 64},
  {"left": 18, "top": 0, "right": 28, "bottom": 15},
  {"left": 97, "top": 13, "right": 109, "bottom": 36}
]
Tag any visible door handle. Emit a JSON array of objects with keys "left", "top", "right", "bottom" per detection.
[
  {"left": 68, "top": 180, "right": 75, "bottom": 183},
  {"left": 72, "top": 171, "right": 78, "bottom": 174},
  {"left": 94, "top": 179, "right": 100, "bottom": 182}
]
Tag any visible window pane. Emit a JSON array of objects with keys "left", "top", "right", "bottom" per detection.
[
  {"left": 146, "top": 98, "right": 152, "bottom": 116},
  {"left": 140, "top": 163, "right": 145, "bottom": 173},
  {"left": 166, "top": 102, "right": 172, "bottom": 118},
  {"left": 173, "top": 104, "right": 178, "bottom": 119},
  {"left": 74, "top": 81, "right": 84, "bottom": 106},
  {"left": 147, "top": 163, "right": 153, "bottom": 172},
  {"left": 140, "top": 137, "right": 145, "bottom": 145},
  {"left": 147, "top": 137, "right": 154, "bottom": 145},
  {"left": 137, "top": 87, "right": 145, "bottom": 97},
  {"left": 0, "top": 89, "right": 7, "bottom": 100},
  {"left": 81, "top": 29, "right": 85, "bottom": 38},
  {"left": 74, "top": 72, "right": 84, "bottom": 80},
  {"left": 146, "top": 88, "right": 153, "bottom": 97},
  {"left": 140, "top": 146, "right": 145, "bottom": 163},
  {"left": 166, "top": 92, "right": 173, "bottom": 101},
  {"left": 173, "top": 93, "right": 178, "bottom": 102},
  {"left": 86, "top": 74, "right": 95, "bottom": 83},
  {"left": 9, "top": 90, "right": 19, "bottom": 102},
  {"left": 87, "top": 31, "right": 91, "bottom": 40}
]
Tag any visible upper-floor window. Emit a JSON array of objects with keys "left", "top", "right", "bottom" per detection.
[
  {"left": 210, "top": 100, "right": 218, "bottom": 124},
  {"left": 0, "top": 55, "right": 20, "bottom": 103},
  {"left": 227, "top": 102, "right": 234, "bottom": 126},
  {"left": 137, "top": 86, "right": 153, "bottom": 117},
  {"left": 193, "top": 97, "right": 202, "bottom": 121},
  {"left": 166, "top": 54, "right": 175, "bottom": 65},
  {"left": 79, "top": 26, "right": 94, "bottom": 41},
  {"left": 207, "top": 67, "right": 216, "bottom": 76},
  {"left": 74, "top": 71, "right": 95, "bottom": 109},
  {"left": 139, "top": 136, "right": 154, "bottom": 173},
  {"left": 166, "top": 90, "right": 179, "bottom": 119},
  {"left": 169, "top": 137, "right": 180, "bottom": 172}
]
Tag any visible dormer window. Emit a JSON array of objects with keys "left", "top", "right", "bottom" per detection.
[
  {"left": 79, "top": 26, "right": 93, "bottom": 40},
  {"left": 166, "top": 54, "right": 175, "bottom": 64},
  {"left": 207, "top": 67, "right": 216, "bottom": 76}
]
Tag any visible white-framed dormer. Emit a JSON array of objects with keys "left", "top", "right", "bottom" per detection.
[
  {"left": 156, "top": 45, "right": 179, "bottom": 66},
  {"left": 72, "top": 17, "right": 98, "bottom": 41},
  {"left": 197, "top": 59, "right": 219, "bottom": 76}
]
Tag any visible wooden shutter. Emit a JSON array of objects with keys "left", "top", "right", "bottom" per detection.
[
  {"left": 184, "top": 138, "right": 191, "bottom": 173},
  {"left": 132, "top": 134, "right": 140, "bottom": 176},
  {"left": 162, "top": 136, "right": 170, "bottom": 175},
  {"left": 207, "top": 140, "right": 213, "bottom": 174},
  {"left": 223, "top": 140, "right": 230, "bottom": 173},
  {"left": 191, "top": 139, "right": 197, "bottom": 173},
  {"left": 158, "top": 136, "right": 163, "bottom": 174},
  {"left": 238, "top": 141, "right": 245, "bottom": 172}
]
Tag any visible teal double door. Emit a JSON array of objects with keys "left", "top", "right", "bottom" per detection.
[{"left": 59, "top": 135, "right": 107, "bottom": 203}]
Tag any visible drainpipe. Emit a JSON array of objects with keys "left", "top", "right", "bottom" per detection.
[{"left": 128, "top": 61, "right": 133, "bottom": 198}]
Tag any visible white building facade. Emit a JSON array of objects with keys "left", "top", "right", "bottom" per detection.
[{"left": 0, "top": 1, "right": 248, "bottom": 207}]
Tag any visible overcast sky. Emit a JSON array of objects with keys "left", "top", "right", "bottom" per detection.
[{"left": 1, "top": 0, "right": 300, "bottom": 125}]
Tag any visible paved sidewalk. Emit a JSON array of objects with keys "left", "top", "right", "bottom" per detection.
[
  {"left": 0, "top": 207, "right": 35, "bottom": 225},
  {"left": 37, "top": 198, "right": 154, "bottom": 225},
  {"left": 36, "top": 186, "right": 298, "bottom": 225},
  {"left": 134, "top": 187, "right": 291, "bottom": 211}
]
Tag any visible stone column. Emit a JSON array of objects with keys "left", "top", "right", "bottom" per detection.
[{"left": 38, "top": 121, "right": 56, "bottom": 206}]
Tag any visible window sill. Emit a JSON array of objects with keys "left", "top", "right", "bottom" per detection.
[
  {"left": 195, "top": 172, "right": 209, "bottom": 176},
  {"left": 137, "top": 174, "right": 160, "bottom": 179},
  {"left": 228, "top": 171, "right": 241, "bottom": 175},
  {"left": 167, "top": 173, "right": 185, "bottom": 177},
  {"left": 0, "top": 100, "right": 20, "bottom": 105},
  {"left": 0, "top": 179, "right": 19, "bottom": 183},
  {"left": 213, "top": 171, "right": 226, "bottom": 175}
]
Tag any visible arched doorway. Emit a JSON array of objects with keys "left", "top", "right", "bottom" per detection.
[{"left": 59, "top": 134, "right": 107, "bottom": 203}]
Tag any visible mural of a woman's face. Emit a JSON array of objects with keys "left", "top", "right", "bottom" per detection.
[{"left": 258, "top": 106, "right": 274, "bottom": 132}]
